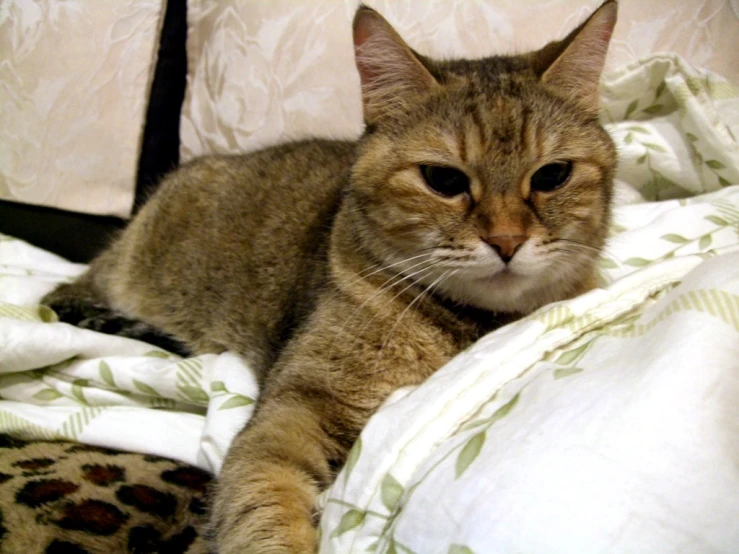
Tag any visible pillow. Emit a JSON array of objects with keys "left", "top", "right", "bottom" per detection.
[
  {"left": 180, "top": 0, "right": 739, "bottom": 162},
  {"left": 0, "top": 1, "right": 166, "bottom": 218}
]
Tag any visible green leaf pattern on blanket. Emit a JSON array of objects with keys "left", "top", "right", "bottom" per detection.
[
  {"left": 624, "top": 256, "right": 651, "bottom": 267},
  {"left": 71, "top": 379, "right": 88, "bottom": 404},
  {"left": 661, "top": 233, "right": 689, "bottom": 244},
  {"left": 133, "top": 379, "right": 161, "bottom": 397},
  {"left": 455, "top": 432, "right": 485, "bottom": 479},
  {"left": 454, "top": 392, "right": 521, "bottom": 479},
  {"left": 33, "top": 389, "right": 63, "bottom": 401},
  {"left": 144, "top": 350, "right": 172, "bottom": 359},
  {"left": 0, "top": 303, "right": 57, "bottom": 322},
  {"left": 553, "top": 367, "right": 584, "bottom": 379},
  {"left": 381, "top": 473, "right": 404, "bottom": 511},
  {"left": 179, "top": 384, "right": 209, "bottom": 403},
  {"left": 0, "top": 290, "right": 260, "bottom": 435},
  {"left": 604, "top": 289, "right": 739, "bottom": 336},
  {"left": 604, "top": 57, "right": 739, "bottom": 200},
  {"left": 175, "top": 358, "right": 207, "bottom": 405},
  {"left": 448, "top": 546, "right": 475, "bottom": 554},
  {"left": 218, "top": 395, "right": 254, "bottom": 410},
  {"left": 343, "top": 437, "right": 362, "bottom": 482},
  {"left": 209, "top": 380, "right": 256, "bottom": 410},
  {"left": 658, "top": 212, "right": 735, "bottom": 255},
  {"left": 0, "top": 347, "right": 254, "bottom": 441},
  {"left": 549, "top": 338, "right": 593, "bottom": 366},
  {"left": 600, "top": 193, "right": 739, "bottom": 286},
  {"left": 331, "top": 509, "right": 366, "bottom": 538},
  {"left": 99, "top": 361, "right": 115, "bottom": 387},
  {"left": 598, "top": 257, "right": 619, "bottom": 270}
]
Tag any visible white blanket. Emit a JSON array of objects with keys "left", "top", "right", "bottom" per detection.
[{"left": 1, "top": 54, "right": 738, "bottom": 553}]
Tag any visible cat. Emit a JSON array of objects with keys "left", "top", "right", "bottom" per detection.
[{"left": 43, "top": 1, "right": 618, "bottom": 552}]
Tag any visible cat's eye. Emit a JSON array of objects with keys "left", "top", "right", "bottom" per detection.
[
  {"left": 419, "top": 165, "right": 470, "bottom": 198},
  {"left": 530, "top": 161, "right": 573, "bottom": 192}
]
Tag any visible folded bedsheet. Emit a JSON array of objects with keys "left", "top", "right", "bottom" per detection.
[{"left": 1, "top": 54, "right": 738, "bottom": 553}]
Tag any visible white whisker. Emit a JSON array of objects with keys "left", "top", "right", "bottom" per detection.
[
  {"left": 326, "top": 259, "right": 439, "bottom": 358},
  {"left": 370, "top": 269, "right": 458, "bottom": 374}
]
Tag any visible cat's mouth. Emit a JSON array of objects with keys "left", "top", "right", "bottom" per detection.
[{"left": 475, "top": 266, "right": 523, "bottom": 283}]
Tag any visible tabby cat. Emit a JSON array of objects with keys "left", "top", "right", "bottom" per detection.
[{"left": 43, "top": 2, "right": 618, "bottom": 552}]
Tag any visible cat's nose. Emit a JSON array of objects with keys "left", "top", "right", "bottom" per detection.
[{"left": 484, "top": 235, "right": 527, "bottom": 264}]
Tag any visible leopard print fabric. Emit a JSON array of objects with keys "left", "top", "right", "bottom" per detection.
[{"left": 0, "top": 435, "right": 212, "bottom": 554}]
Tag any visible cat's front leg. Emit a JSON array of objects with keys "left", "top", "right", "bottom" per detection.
[{"left": 209, "top": 391, "right": 353, "bottom": 554}]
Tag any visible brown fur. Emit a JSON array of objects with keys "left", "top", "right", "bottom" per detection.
[{"left": 43, "top": 2, "right": 618, "bottom": 552}]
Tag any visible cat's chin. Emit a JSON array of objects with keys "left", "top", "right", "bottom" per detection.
[{"left": 436, "top": 268, "right": 572, "bottom": 315}]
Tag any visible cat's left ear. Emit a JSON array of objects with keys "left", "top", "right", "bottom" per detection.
[{"left": 534, "top": 0, "right": 618, "bottom": 113}]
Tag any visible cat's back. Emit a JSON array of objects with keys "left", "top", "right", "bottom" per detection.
[
  {"left": 130, "top": 138, "right": 356, "bottom": 262},
  {"left": 158, "top": 139, "right": 355, "bottom": 215},
  {"left": 103, "top": 139, "right": 356, "bottom": 369}
]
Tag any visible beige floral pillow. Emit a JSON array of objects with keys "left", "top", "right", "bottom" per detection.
[
  {"left": 181, "top": 0, "right": 739, "bottom": 162},
  {"left": 0, "top": 1, "right": 165, "bottom": 218}
]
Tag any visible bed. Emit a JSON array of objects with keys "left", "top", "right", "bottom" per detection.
[{"left": 1, "top": 1, "right": 738, "bottom": 553}]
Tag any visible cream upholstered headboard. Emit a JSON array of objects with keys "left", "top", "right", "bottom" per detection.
[
  {"left": 180, "top": 0, "right": 739, "bottom": 162},
  {"left": 0, "top": 1, "right": 166, "bottom": 218}
]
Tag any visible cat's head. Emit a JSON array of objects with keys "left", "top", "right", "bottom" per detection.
[{"left": 345, "top": 1, "right": 618, "bottom": 315}]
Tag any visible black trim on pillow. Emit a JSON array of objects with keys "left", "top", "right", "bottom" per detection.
[
  {"left": 135, "top": 0, "right": 188, "bottom": 212},
  {"left": 0, "top": 0, "right": 188, "bottom": 263},
  {"left": 0, "top": 201, "right": 125, "bottom": 264}
]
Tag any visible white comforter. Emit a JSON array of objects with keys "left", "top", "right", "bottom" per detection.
[{"left": 1, "top": 54, "right": 738, "bottom": 553}]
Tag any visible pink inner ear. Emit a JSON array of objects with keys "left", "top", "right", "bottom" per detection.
[
  {"left": 596, "top": 22, "right": 615, "bottom": 44},
  {"left": 589, "top": 5, "right": 616, "bottom": 53},
  {"left": 353, "top": 13, "right": 383, "bottom": 84},
  {"left": 354, "top": 11, "right": 376, "bottom": 48},
  {"left": 353, "top": 15, "right": 372, "bottom": 49}
]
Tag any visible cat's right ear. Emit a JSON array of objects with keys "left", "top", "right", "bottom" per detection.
[{"left": 353, "top": 6, "right": 438, "bottom": 125}]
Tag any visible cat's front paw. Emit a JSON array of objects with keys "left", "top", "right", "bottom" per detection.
[
  {"left": 210, "top": 501, "right": 317, "bottom": 554},
  {"left": 208, "top": 458, "right": 320, "bottom": 554}
]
